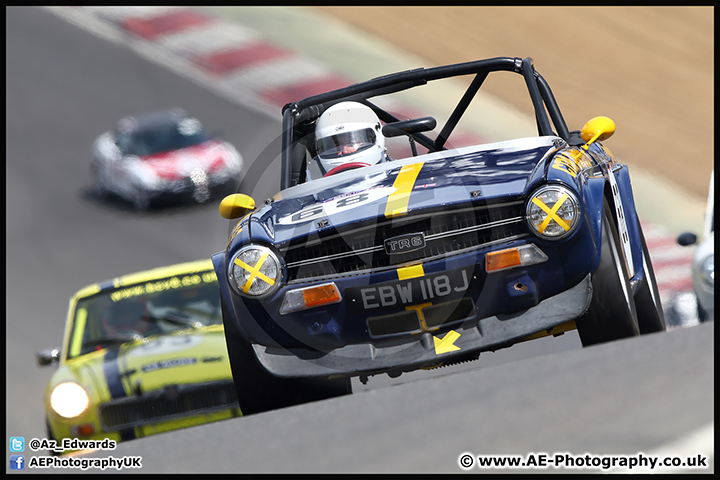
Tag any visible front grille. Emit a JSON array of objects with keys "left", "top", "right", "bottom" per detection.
[
  {"left": 98, "top": 380, "right": 238, "bottom": 432},
  {"left": 166, "top": 177, "right": 195, "bottom": 194},
  {"left": 283, "top": 201, "right": 527, "bottom": 282}
]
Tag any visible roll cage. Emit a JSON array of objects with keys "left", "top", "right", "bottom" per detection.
[{"left": 280, "top": 57, "right": 575, "bottom": 190}]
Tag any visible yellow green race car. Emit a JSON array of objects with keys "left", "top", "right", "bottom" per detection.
[{"left": 37, "top": 259, "right": 242, "bottom": 453}]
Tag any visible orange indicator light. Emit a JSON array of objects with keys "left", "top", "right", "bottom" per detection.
[
  {"left": 303, "top": 283, "right": 341, "bottom": 307},
  {"left": 486, "top": 249, "right": 522, "bottom": 272},
  {"left": 71, "top": 423, "right": 96, "bottom": 437}
]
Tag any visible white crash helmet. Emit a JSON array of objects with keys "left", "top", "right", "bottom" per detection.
[{"left": 313, "top": 101, "right": 387, "bottom": 177}]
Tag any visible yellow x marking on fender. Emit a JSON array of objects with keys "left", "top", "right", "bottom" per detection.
[
  {"left": 234, "top": 252, "right": 275, "bottom": 293},
  {"left": 532, "top": 194, "right": 570, "bottom": 233}
]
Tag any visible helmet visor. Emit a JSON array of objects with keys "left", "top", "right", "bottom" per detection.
[{"left": 317, "top": 128, "right": 376, "bottom": 159}]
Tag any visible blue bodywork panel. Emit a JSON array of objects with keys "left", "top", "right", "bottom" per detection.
[{"left": 214, "top": 57, "right": 649, "bottom": 378}]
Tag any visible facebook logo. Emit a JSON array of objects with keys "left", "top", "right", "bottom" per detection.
[
  {"left": 9, "top": 455, "right": 25, "bottom": 470},
  {"left": 10, "top": 437, "right": 25, "bottom": 452}
]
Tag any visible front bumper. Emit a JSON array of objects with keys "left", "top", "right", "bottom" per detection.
[
  {"left": 251, "top": 273, "right": 592, "bottom": 378},
  {"left": 47, "top": 379, "right": 241, "bottom": 446}
]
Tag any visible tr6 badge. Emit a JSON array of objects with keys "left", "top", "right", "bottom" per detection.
[{"left": 384, "top": 232, "right": 426, "bottom": 255}]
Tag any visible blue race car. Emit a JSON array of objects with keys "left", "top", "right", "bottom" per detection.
[{"left": 212, "top": 57, "right": 666, "bottom": 414}]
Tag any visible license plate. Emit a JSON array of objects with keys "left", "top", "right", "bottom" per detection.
[{"left": 345, "top": 267, "right": 473, "bottom": 313}]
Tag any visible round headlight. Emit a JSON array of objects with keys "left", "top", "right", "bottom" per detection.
[
  {"left": 228, "top": 244, "right": 282, "bottom": 297},
  {"left": 700, "top": 254, "right": 714, "bottom": 288},
  {"left": 526, "top": 185, "right": 581, "bottom": 240},
  {"left": 50, "top": 382, "right": 90, "bottom": 419}
]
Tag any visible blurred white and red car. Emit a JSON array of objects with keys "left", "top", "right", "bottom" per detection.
[
  {"left": 92, "top": 109, "right": 243, "bottom": 210},
  {"left": 677, "top": 170, "right": 714, "bottom": 322}
]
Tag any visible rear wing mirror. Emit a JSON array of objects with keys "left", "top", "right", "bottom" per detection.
[
  {"left": 677, "top": 232, "right": 698, "bottom": 246},
  {"left": 37, "top": 348, "right": 59, "bottom": 367},
  {"left": 219, "top": 194, "right": 256, "bottom": 220}
]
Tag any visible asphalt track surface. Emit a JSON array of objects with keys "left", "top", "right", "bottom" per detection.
[{"left": 6, "top": 6, "right": 714, "bottom": 474}]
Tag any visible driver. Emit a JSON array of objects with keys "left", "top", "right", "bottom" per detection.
[
  {"left": 309, "top": 101, "right": 389, "bottom": 179},
  {"left": 100, "top": 297, "right": 161, "bottom": 337}
]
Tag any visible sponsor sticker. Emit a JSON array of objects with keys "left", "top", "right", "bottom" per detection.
[{"left": 141, "top": 357, "right": 197, "bottom": 372}]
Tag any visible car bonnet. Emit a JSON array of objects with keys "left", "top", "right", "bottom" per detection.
[
  {"left": 136, "top": 140, "right": 233, "bottom": 180},
  {"left": 83, "top": 325, "right": 232, "bottom": 400},
  {"left": 251, "top": 136, "right": 560, "bottom": 245}
]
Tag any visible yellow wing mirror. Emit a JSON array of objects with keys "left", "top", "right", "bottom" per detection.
[
  {"left": 219, "top": 194, "right": 256, "bottom": 219},
  {"left": 580, "top": 116, "right": 615, "bottom": 150}
]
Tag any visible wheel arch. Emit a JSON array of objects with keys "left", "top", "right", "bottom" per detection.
[{"left": 601, "top": 166, "right": 646, "bottom": 287}]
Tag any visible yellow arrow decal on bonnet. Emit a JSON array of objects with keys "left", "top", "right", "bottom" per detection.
[{"left": 385, "top": 162, "right": 424, "bottom": 218}]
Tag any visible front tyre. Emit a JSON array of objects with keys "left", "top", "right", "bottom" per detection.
[
  {"left": 46, "top": 417, "right": 61, "bottom": 457},
  {"left": 221, "top": 301, "right": 352, "bottom": 415},
  {"left": 577, "top": 198, "right": 641, "bottom": 346},
  {"left": 696, "top": 297, "right": 709, "bottom": 323},
  {"left": 634, "top": 224, "right": 666, "bottom": 333},
  {"left": 90, "top": 161, "right": 108, "bottom": 197},
  {"left": 131, "top": 188, "right": 151, "bottom": 211}
]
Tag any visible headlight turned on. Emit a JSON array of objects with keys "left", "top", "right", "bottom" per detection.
[
  {"left": 229, "top": 244, "right": 282, "bottom": 297},
  {"left": 50, "top": 382, "right": 90, "bottom": 418},
  {"left": 526, "top": 185, "right": 581, "bottom": 240}
]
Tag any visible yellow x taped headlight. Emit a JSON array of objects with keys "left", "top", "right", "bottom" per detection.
[
  {"left": 229, "top": 244, "right": 282, "bottom": 297},
  {"left": 526, "top": 185, "right": 580, "bottom": 240}
]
